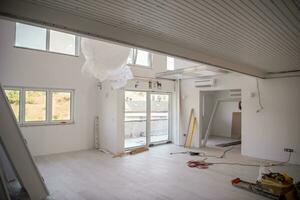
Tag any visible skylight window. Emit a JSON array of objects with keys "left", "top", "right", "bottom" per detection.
[
  {"left": 128, "top": 48, "right": 152, "bottom": 68},
  {"left": 167, "top": 56, "right": 175, "bottom": 70},
  {"left": 15, "top": 22, "right": 79, "bottom": 56},
  {"left": 15, "top": 23, "right": 47, "bottom": 51},
  {"left": 49, "top": 30, "right": 76, "bottom": 55}
]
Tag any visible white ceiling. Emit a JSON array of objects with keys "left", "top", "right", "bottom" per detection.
[{"left": 1, "top": 0, "right": 300, "bottom": 76}]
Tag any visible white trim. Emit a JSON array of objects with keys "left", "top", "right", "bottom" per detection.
[
  {"left": 201, "top": 96, "right": 241, "bottom": 147},
  {"left": 146, "top": 92, "right": 151, "bottom": 146}
]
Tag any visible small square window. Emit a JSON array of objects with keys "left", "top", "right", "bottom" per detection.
[
  {"left": 135, "top": 49, "right": 151, "bottom": 67},
  {"left": 167, "top": 56, "right": 175, "bottom": 70},
  {"left": 25, "top": 90, "right": 47, "bottom": 122},
  {"left": 4, "top": 89, "right": 20, "bottom": 122},
  {"left": 15, "top": 23, "right": 79, "bottom": 56},
  {"left": 52, "top": 91, "right": 72, "bottom": 121},
  {"left": 128, "top": 49, "right": 152, "bottom": 67},
  {"left": 49, "top": 30, "right": 76, "bottom": 55},
  {"left": 15, "top": 23, "right": 47, "bottom": 50}
]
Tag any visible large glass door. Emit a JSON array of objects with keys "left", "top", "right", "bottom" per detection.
[
  {"left": 150, "top": 93, "right": 170, "bottom": 143},
  {"left": 124, "top": 91, "right": 147, "bottom": 148},
  {"left": 124, "top": 91, "right": 171, "bottom": 149}
]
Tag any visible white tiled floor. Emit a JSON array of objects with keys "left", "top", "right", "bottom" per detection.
[
  {"left": 125, "top": 135, "right": 168, "bottom": 148},
  {"left": 35, "top": 144, "right": 300, "bottom": 200}
]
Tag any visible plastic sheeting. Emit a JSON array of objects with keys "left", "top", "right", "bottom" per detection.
[{"left": 81, "top": 38, "right": 133, "bottom": 89}]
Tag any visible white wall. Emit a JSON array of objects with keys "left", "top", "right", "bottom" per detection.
[
  {"left": 98, "top": 78, "right": 176, "bottom": 154},
  {"left": 130, "top": 53, "right": 167, "bottom": 78},
  {"left": 0, "top": 19, "right": 98, "bottom": 156},
  {"left": 212, "top": 100, "right": 239, "bottom": 137},
  {"left": 201, "top": 90, "right": 240, "bottom": 137},
  {"left": 174, "top": 58, "right": 198, "bottom": 70},
  {"left": 97, "top": 81, "right": 124, "bottom": 154},
  {"left": 181, "top": 74, "right": 300, "bottom": 164}
]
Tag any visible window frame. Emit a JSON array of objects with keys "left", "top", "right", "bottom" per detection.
[
  {"left": 14, "top": 22, "right": 80, "bottom": 57},
  {"left": 127, "top": 48, "right": 153, "bottom": 68},
  {"left": 167, "top": 56, "right": 175, "bottom": 71},
  {"left": 3, "top": 87, "right": 21, "bottom": 122},
  {"left": 4, "top": 86, "right": 75, "bottom": 126},
  {"left": 50, "top": 89, "right": 74, "bottom": 123},
  {"left": 24, "top": 88, "right": 48, "bottom": 124}
]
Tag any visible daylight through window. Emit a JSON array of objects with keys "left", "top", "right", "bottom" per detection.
[
  {"left": 4, "top": 89, "right": 20, "bottom": 122},
  {"left": 167, "top": 56, "right": 175, "bottom": 71},
  {"left": 4, "top": 87, "right": 74, "bottom": 125},
  {"left": 15, "top": 22, "right": 79, "bottom": 56},
  {"left": 25, "top": 90, "right": 47, "bottom": 122},
  {"left": 52, "top": 92, "right": 71, "bottom": 121},
  {"left": 128, "top": 48, "right": 152, "bottom": 67}
]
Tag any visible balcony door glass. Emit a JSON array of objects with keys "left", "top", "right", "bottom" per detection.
[
  {"left": 124, "top": 91, "right": 147, "bottom": 148},
  {"left": 150, "top": 94, "right": 169, "bottom": 143}
]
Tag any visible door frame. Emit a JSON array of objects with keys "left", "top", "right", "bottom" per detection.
[{"left": 123, "top": 90, "right": 172, "bottom": 149}]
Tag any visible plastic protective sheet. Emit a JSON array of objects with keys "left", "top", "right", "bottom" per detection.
[{"left": 81, "top": 38, "right": 133, "bottom": 89}]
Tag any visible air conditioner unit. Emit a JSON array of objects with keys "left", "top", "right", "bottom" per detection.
[
  {"left": 229, "top": 89, "right": 241, "bottom": 97},
  {"left": 194, "top": 79, "right": 215, "bottom": 87}
]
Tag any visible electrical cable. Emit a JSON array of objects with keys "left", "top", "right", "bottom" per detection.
[
  {"left": 186, "top": 150, "right": 292, "bottom": 168},
  {"left": 170, "top": 146, "right": 234, "bottom": 158},
  {"left": 256, "top": 78, "right": 264, "bottom": 113},
  {"left": 267, "top": 151, "right": 292, "bottom": 167}
]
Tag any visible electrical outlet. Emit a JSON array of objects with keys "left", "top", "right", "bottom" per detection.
[{"left": 284, "top": 148, "right": 294, "bottom": 153}]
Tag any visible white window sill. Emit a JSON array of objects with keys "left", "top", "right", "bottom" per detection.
[
  {"left": 19, "top": 121, "right": 75, "bottom": 127},
  {"left": 14, "top": 46, "right": 79, "bottom": 57}
]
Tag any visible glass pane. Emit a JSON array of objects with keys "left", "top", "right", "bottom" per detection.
[
  {"left": 15, "top": 23, "right": 47, "bottom": 50},
  {"left": 52, "top": 92, "right": 71, "bottom": 121},
  {"left": 135, "top": 50, "right": 151, "bottom": 67},
  {"left": 167, "top": 56, "right": 175, "bottom": 70},
  {"left": 150, "top": 94, "right": 169, "bottom": 143},
  {"left": 25, "top": 91, "right": 46, "bottom": 122},
  {"left": 4, "top": 89, "right": 20, "bottom": 122},
  {"left": 124, "top": 91, "right": 147, "bottom": 148},
  {"left": 49, "top": 30, "right": 76, "bottom": 55}
]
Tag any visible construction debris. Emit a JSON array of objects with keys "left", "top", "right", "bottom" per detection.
[
  {"left": 184, "top": 109, "right": 196, "bottom": 148},
  {"left": 113, "top": 147, "right": 149, "bottom": 158},
  {"left": 170, "top": 147, "right": 234, "bottom": 158},
  {"left": 129, "top": 147, "right": 149, "bottom": 155},
  {"left": 187, "top": 160, "right": 211, "bottom": 169},
  {"left": 232, "top": 172, "right": 299, "bottom": 200}
]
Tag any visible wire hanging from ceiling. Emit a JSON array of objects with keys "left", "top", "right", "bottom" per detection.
[{"left": 256, "top": 78, "right": 264, "bottom": 113}]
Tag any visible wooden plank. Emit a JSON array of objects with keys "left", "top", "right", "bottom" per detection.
[{"left": 231, "top": 112, "right": 241, "bottom": 139}]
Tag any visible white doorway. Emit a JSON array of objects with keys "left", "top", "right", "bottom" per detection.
[
  {"left": 199, "top": 89, "right": 242, "bottom": 148},
  {"left": 124, "top": 91, "right": 171, "bottom": 149}
]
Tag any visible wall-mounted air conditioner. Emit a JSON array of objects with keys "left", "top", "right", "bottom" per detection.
[{"left": 194, "top": 79, "right": 215, "bottom": 87}]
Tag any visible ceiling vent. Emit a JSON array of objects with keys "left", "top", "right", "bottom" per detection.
[{"left": 195, "top": 79, "right": 215, "bottom": 87}]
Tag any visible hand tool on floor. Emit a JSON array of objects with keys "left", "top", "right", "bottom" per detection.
[
  {"left": 170, "top": 151, "right": 205, "bottom": 156},
  {"left": 187, "top": 160, "right": 212, "bottom": 169}
]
